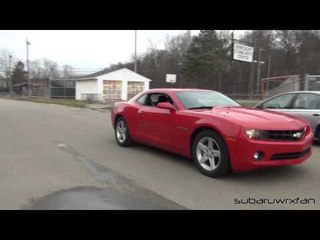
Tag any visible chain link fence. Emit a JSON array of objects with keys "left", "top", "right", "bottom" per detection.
[
  {"left": 0, "top": 78, "right": 76, "bottom": 99},
  {"left": 1, "top": 74, "right": 319, "bottom": 102}
]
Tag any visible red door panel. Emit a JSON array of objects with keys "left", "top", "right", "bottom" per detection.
[{"left": 137, "top": 106, "right": 176, "bottom": 148}]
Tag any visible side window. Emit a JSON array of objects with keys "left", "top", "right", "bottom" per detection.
[
  {"left": 293, "top": 94, "right": 320, "bottom": 109},
  {"left": 144, "top": 93, "right": 161, "bottom": 106},
  {"left": 144, "top": 93, "right": 175, "bottom": 107},
  {"left": 262, "top": 94, "right": 295, "bottom": 109},
  {"left": 150, "top": 94, "right": 161, "bottom": 106},
  {"left": 136, "top": 94, "right": 147, "bottom": 105}
]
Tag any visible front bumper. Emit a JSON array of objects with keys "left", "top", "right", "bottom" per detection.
[{"left": 228, "top": 132, "right": 313, "bottom": 172}]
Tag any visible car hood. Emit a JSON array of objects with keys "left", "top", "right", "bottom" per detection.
[{"left": 202, "top": 106, "right": 308, "bottom": 130}]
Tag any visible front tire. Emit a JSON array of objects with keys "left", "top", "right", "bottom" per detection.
[
  {"left": 115, "top": 117, "right": 132, "bottom": 147},
  {"left": 192, "top": 130, "right": 230, "bottom": 178}
]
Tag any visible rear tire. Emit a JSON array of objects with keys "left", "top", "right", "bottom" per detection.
[
  {"left": 115, "top": 117, "right": 133, "bottom": 147},
  {"left": 192, "top": 130, "right": 230, "bottom": 178}
]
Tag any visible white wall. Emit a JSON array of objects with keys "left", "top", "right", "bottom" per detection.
[
  {"left": 122, "top": 80, "right": 128, "bottom": 100},
  {"left": 75, "top": 80, "right": 98, "bottom": 100},
  {"left": 144, "top": 80, "right": 149, "bottom": 93}
]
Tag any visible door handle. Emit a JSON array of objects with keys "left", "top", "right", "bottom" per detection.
[{"left": 313, "top": 113, "right": 320, "bottom": 116}]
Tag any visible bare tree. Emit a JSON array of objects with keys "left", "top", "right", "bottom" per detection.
[
  {"left": 0, "top": 49, "right": 15, "bottom": 94},
  {"left": 0, "top": 49, "right": 14, "bottom": 79},
  {"left": 30, "top": 60, "right": 42, "bottom": 79},
  {"left": 62, "top": 64, "right": 74, "bottom": 78},
  {"left": 30, "top": 58, "right": 59, "bottom": 79},
  {"left": 43, "top": 59, "right": 59, "bottom": 78}
]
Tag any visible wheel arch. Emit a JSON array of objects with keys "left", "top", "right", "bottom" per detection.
[
  {"left": 189, "top": 125, "right": 226, "bottom": 156},
  {"left": 114, "top": 114, "right": 124, "bottom": 127}
]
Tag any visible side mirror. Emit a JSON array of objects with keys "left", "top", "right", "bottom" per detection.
[{"left": 157, "top": 102, "right": 176, "bottom": 111}]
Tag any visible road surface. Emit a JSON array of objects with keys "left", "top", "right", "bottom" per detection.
[{"left": 0, "top": 98, "right": 319, "bottom": 209}]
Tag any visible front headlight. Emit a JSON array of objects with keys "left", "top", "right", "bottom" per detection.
[{"left": 245, "top": 129, "right": 263, "bottom": 139}]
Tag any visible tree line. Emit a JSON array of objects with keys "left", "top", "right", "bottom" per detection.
[
  {"left": 0, "top": 50, "right": 75, "bottom": 88},
  {"left": 104, "top": 30, "right": 320, "bottom": 95}
]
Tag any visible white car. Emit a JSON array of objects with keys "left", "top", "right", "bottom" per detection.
[{"left": 254, "top": 91, "right": 320, "bottom": 141}]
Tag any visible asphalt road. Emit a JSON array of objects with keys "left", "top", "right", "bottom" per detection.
[{"left": 1, "top": 98, "right": 319, "bottom": 210}]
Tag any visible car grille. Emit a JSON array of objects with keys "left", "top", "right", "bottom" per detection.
[
  {"left": 270, "top": 148, "right": 311, "bottom": 160},
  {"left": 263, "top": 128, "right": 306, "bottom": 141}
]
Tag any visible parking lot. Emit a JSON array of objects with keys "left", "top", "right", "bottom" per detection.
[{"left": 0, "top": 98, "right": 319, "bottom": 209}]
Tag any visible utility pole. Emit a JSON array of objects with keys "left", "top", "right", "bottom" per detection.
[
  {"left": 8, "top": 55, "right": 13, "bottom": 96},
  {"left": 64, "top": 78, "right": 66, "bottom": 99},
  {"left": 249, "top": 35, "right": 255, "bottom": 99},
  {"left": 266, "top": 52, "right": 271, "bottom": 95},
  {"left": 26, "top": 39, "right": 31, "bottom": 96},
  {"left": 134, "top": 30, "right": 137, "bottom": 72},
  {"left": 176, "top": 62, "right": 183, "bottom": 88},
  {"left": 231, "top": 31, "right": 234, "bottom": 64},
  {"left": 230, "top": 31, "right": 234, "bottom": 94},
  {"left": 230, "top": 31, "right": 234, "bottom": 66},
  {"left": 267, "top": 52, "right": 271, "bottom": 79},
  {"left": 218, "top": 70, "right": 222, "bottom": 92},
  {"left": 256, "top": 48, "right": 265, "bottom": 94}
]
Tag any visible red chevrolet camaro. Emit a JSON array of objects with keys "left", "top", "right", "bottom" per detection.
[{"left": 111, "top": 89, "right": 313, "bottom": 178}]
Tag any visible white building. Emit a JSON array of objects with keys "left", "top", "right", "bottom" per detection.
[{"left": 75, "top": 68, "right": 151, "bottom": 102}]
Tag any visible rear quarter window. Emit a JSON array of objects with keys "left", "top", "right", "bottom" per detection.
[{"left": 136, "top": 94, "right": 147, "bottom": 105}]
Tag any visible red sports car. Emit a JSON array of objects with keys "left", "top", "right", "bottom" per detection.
[{"left": 111, "top": 89, "right": 313, "bottom": 178}]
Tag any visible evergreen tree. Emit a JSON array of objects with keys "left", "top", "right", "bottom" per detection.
[
  {"left": 181, "top": 30, "right": 227, "bottom": 88},
  {"left": 12, "top": 61, "right": 26, "bottom": 85}
]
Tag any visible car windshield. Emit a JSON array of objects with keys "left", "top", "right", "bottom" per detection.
[{"left": 175, "top": 91, "right": 240, "bottom": 110}]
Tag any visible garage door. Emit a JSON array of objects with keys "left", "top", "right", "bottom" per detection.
[
  {"left": 103, "top": 80, "right": 122, "bottom": 100},
  {"left": 127, "top": 82, "right": 144, "bottom": 100}
]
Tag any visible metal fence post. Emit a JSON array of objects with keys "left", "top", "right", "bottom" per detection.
[{"left": 304, "top": 73, "right": 309, "bottom": 91}]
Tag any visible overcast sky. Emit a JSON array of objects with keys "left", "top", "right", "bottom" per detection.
[{"left": 0, "top": 30, "right": 246, "bottom": 73}]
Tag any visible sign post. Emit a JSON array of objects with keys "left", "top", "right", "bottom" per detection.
[{"left": 233, "top": 41, "right": 255, "bottom": 98}]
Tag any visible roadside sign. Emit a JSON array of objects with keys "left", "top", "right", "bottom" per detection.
[{"left": 233, "top": 42, "right": 254, "bottom": 63}]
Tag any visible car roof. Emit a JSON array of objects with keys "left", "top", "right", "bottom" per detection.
[
  {"left": 274, "top": 91, "right": 320, "bottom": 95},
  {"left": 146, "top": 88, "right": 215, "bottom": 93},
  {"left": 255, "top": 90, "right": 320, "bottom": 107},
  {"left": 263, "top": 91, "right": 320, "bottom": 100}
]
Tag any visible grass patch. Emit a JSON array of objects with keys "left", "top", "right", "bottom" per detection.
[
  {"left": 236, "top": 100, "right": 260, "bottom": 107},
  {"left": 0, "top": 96, "right": 87, "bottom": 108}
]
